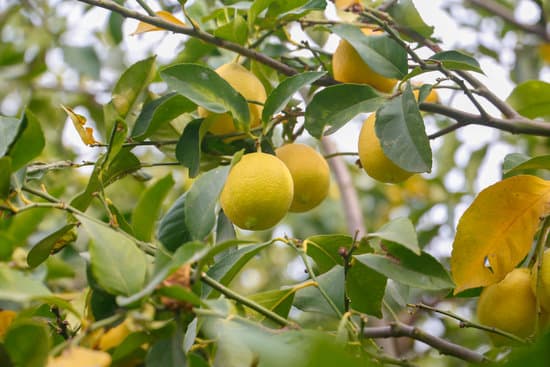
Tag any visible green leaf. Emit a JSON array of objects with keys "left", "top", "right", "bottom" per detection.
[
  {"left": 388, "top": 0, "right": 434, "bottom": 38},
  {"left": 62, "top": 46, "right": 100, "bottom": 79},
  {"left": 78, "top": 215, "right": 148, "bottom": 296},
  {"left": 108, "top": 12, "right": 124, "bottom": 45},
  {"left": 305, "top": 84, "right": 383, "bottom": 138},
  {"left": 262, "top": 71, "right": 326, "bottom": 122},
  {"left": 355, "top": 246, "right": 453, "bottom": 290},
  {"left": 0, "top": 116, "right": 22, "bottom": 157},
  {"left": 305, "top": 234, "right": 352, "bottom": 274},
  {"left": 346, "top": 260, "right": 386, "bottom": 317},
  {"left": 0, "top": 157, "right": 11, "bottom": 199},
  {"left": 331, "top": 24, "right": 408, "bottom": 78},
  {"left": 214, "top": 13, "right": 248, "bottom": 45},
  {"left": 132, "top": 93, "right": 196, "bottom": 139},
  {"left": 175, "top": 118, "right": 206, "bottom": 178},
  {"left": 4, "top": 321, "right": 50, "bottom": 367},
  {"left": 161, "top": 63, "right": 250, "bottom": 130},
  {"left": 132, "top": 174, "right": 175, "bottom": 241},
  {"left": 248, "top": 287, "right": 297, "bottom": 320},
  {"left": 0, "top": 207, "right": 51, "bottom": 261},
  {"left": 185, "top": 166, "right": 230, "bottom": 240},
  {"left": 216, "top": 210, "right": 236, "bottom": 244},
  {"left": 502, "top": 153, "right": 550, "bottom": 175},
  {"left": 376, "top": 83, "right": 432, "bottom": 173},
  {"left": 112, "top": 56, "right": 157, "bottom": 119},
  {"left": 27, "top": 224, "right": 77, "bottom": 268},
  {"left": 368, "top": 217, "right": 420, "bottom": 255},
  {"left": 294, "top": 265, "right": 344, "bottom": 316},
  {"left": 112, "top": 332, "right": 151, "bottom": 363},
  {"left": 0, "top": 264, "right": 51, "bottom": 303},
  {"left": 145, "top": 329, "right": 187, "bottom": 367},
  {"left": 157, "top": 193, "right": 192, "bottom": 252},
  {"left": 428, "top": 50, "right": 483, "bottom": 73},
  {"left": 506, "top": 80, "right": 550, "bottom": 119},
  {"left": 7, "top": 110, "right": 45, "bottom": 171}
]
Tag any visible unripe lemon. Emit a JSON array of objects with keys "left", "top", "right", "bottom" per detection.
[
  {"left": 275, "top": 143, "right": 330, "bottom": 212},
  {"left": 198, "top": 63, "right": 267, "bottom": 136},
  {"left": 477, "top": 268, "right": 536, "bottom": 342},
  {"left": 531, "top": 249, "right": 550, "bottom": 312},
  {"left": 332, "top": 28, "right": 397, "bottom": 93},
  {"left": 220, "top": 152, "right": 293, "bottom": 230},
  {"left": 358, "top": 114, "right": 413, "bottom": 184}
]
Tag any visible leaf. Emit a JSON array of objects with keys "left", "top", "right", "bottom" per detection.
[
  {"left": 131, "top": 93, "right": 196, "bottom": 139},
  {"left": 27, "top": 224, "right": 77, "bottom": 268},
  {"left": 428, "top": 50, "right": 483, "bottom": 73},
  {"left": 388, "top": 0, "right": 434, "bottom": 38},
  {"left": 4, "top": 321, "right": 50, "bottom": 367},
  {"left": 503, "top": 153, "right": 550, "bottom": 175},
  {"left": 305, "top": 234, "right": 353, "bottom": 274},
  {"left": 214, "top": 13, "right": 248, "bottom": 45},
  {"left": 145, "top": 329, "right": 187, "bottom": 367},
  {"left": 175, "top": 118, "right": 206, "bottom": 178},
  {"left": 184, "top": 166, "right": 230, "bottom": 240},
  {"left": 368, "top": 217, "right": 420, "bottom": 255},
  {"left": 346, "top": 260, "right": 386, "bottom": 317},
  {"left": 451, "top": 175, "right": 550, "bottom": 294},
  {"left": 7, "top": 110, "right": 45, "bottom": 171},
  {"left": 506, "top": 80, "right": 550, "bottom": 119},
  {"left": 131, "top": 10, "right": 185, "bottom": 35},
  {"left": 376, "top": 83, "right": 432, "bottom": 173},
  {"left": 160, "top": 63, "right": 250, "bottom": 130},
  {"left": 61, "top": 105, "right": 100, "bottom": 145},
  {"left": 0, "top": 116, "right": 22, "bottom": 157},
  {"left": 112, "top": 56, "right": 157, "bottom": 119},
  {"left": 294, "top": 265, "right": 344, "bottom": 316},
  {"left": 157, "top": 193, "right": 192, "bottom": 252},
  {"left": 355, "top": 245, "right": 453, "bottom": 290},
  {"left": 62, "top": 45, "right": 100, "bottom": 79},
  {"left": 305, "top": 84, "right": 384, "bottom": 138},
  {"left": 0, "top": 264, "right": 51, "bottom": 303},
  {"left": 0, "top": 157, "right": 11, "bottom": 199},
  {"left": 331, "top": 24, "right": 408, "bottom": 78},
  {"left": 132, "top": 174, "right": 175, "bottom": 241},
  {"left": 247, "top": 287, "right": 298, "bottom": 321},
  {"left": 77, "top": 215, "right": 148, "bottom": 296}
]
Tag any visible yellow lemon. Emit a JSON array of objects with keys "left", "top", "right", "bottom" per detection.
[
  {"left": 477, "top": 268, "right": 536, "bottom": 342},
  {"left": 98, "top": 319, "right": 131, "bottom": 351},
  {"left": 275, "top": 143, "right": 330, "bottom": 212},
  {"left": 0, "top": 310, "right": 16, "bottom": 340},
  {"left": 332, "top": 28, "right": 397, "bottom": 93},
  {"left": 539, "top": 43, "right": 550, "bottom": 64},
  {"left": 47, "top": 347, "right": 111, "bottom": 367},
  {"left": 220, "top": 152, "right": 293, "bottom": 230},
  {"left": 334, "top": 0, "right": 362, "bottom": 10},
  {"left": 358, "top": 114, "right": 413, "bottom": 184},
  {"left": 198, "top": 63, "right": 266, "bottom": 136},
  {"left": 413, "top": 87, "right": 439, "bottom": 103},
  {"left": 531, "top": 249, "right": 550, "bottom": 312}
]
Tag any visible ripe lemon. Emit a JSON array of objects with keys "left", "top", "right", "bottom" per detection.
[
  {"left": 0, "top": 310, "right": 16, "bottom": 340},
  {"left": 332, "top": 28, "right": 397, "bottom": 93},
  {"left": 334, "top": 0, "right": 362, "bottom": 10},
  {"left": 47, "top": 347, "right": 111, "bottom": 367},
  {"left": 98, "top": 319, "right": 131, "bottom": 351},
  {"left": 539, "top": 43, "right": 550, "bottom": 64},
  {"left": 358, "top": 114, "right": 413, "bottom": 184},
  {"left": 477, "top": 268, "right": 536, "bottom": 342},
  {"left": 275, "top": 143, "right": 330, "bottom": 212},
  {"left": 220, "top": 152, "right": 294, "bottom": 230},
  {"left": 198, "top": 63, "right": 267, "bottom": 136},
  {"left": 413, "top": 87, "right": 439, "bottom": 103},
  {"left": 531, "top": 249, "right": 550, "bottom": 312}
]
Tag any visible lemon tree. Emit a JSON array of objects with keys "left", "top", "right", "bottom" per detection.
[{"left": 3, "top": 1, "right": 550, "bottom": 366}]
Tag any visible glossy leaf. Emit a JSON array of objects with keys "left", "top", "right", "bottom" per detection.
[
  {"left": 428, "top": 50, "right": 483, "bottom": 73},
  {"left": 332, "top": 24, "right": 408, "bottom": 78},
  {"left": 376, "top": 83, "right": 432, "bottom": 173},
  {"left": 0, "top": 116, "right": 22, "bottom": 157},
  {"left": 131, "top": 10, "right": 185, "bottom": 35},
  {"left": 346, "top": 260, "right": 387, "bottom": 317},
  {"left": 175, "top": 118, "right": 206, "bottom": 178},
  {"left": 161, "top": 63, "right": 250, "bottom": 130},
  {"left": 305, "top": 234, "right": 352, "bottom": 274},
  {"left": 451, "top": 175, "right": 550, "bottom": 293},
  {"left": 7, "top": 110, "right": 45, "bottom": 171},
  {"left": 27, "top": 224, "right": 77, "bottom": 268},
  {"left": 132, "top": 174, "right": 175, "bottom": 241},
  {"left": 0, "top": 264, "right": 51, "bottom": 303},
  {"left": 388, "top": 0, "right": 433, "bottom": 38},
  {"left": 262, "top": 71, "right": 326, "bottom": 122},
  {"left": 506, "top": 80, "right": 550, "bottom": 119},
  {"left": 294, "top": 265, "right": 345, "bottom": 315},
  {"left": 157, "top": 193, "right": 192, "bottom": 252},
  {"left": 78, "top": 215, "right": 148, "bottom": 296},
  {"left": 305, "top": 84, "right": 383, "bottom": 138},
  {"left": 368, "top": 217, "right": 420, "bottom": 255},
  {"left": 184, "top": 166, "right": 230, "bottom": 240},
  {"left": 4, "top": 321, "right": 50, "bottom": 367},
  {"left": 0, "top": 157, "right": 11, "bottom": 199}
]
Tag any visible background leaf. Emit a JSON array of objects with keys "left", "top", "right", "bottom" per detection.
[
  {"left": 388, "top": 0, "right": 434, "bottom": 38},
  {"left": 0, "top": 157, "right": 11, "bottom": 199},
  {"left": 4, "top": 321, "right": 50, "bottom": 367},
  {"left": 428, "top": 50, "right": 483, "bottom": 73},
  {"left": 0, "top": 116, "right": 22, "bottom": 157},
  {"left": 7, "top": 110, "right": 45, "bottom": 171},
  {"left": 0, "top": 264, "right": 51, "bottom": 303},
  {"left": 506, "top": 80, "right": 550, "bottom": 119}
]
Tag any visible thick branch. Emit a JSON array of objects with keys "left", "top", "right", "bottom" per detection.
[{"left": 363, "top": 323, "right": 489, "bottom": 363}]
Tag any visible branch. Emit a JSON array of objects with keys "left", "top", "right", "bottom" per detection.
[{"left": 363, "top": 323, "right": 489, "bottom": 363}]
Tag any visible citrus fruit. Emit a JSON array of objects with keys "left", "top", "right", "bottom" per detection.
[
  {"left": 531, "top": 249, "right": 550, "bottom": 312},
  {"left": 332, "top": 28, "right": 397, "bottom": 93},
  {"left": 47, "top": 347, "right": 111, "bottom": 367},
  {"left": 358, "top": 114, "right": 413, "bottom": 184},
  {"left": 477, "top": 268, "right": 536, "bottom": 341},
  {"left": 334, "top": 0, "right": 362, "bottom": 10},
  {"left": 220, "top": 152, "right": 294, "bottom": 230},
  {"left": 0, "top": 310, "right": 16, "bottom": 340},
  {"left": 198, "top": 62, "right": 267, "bottom": 136},
  {"left": 98, "top": 319, "right": 131, "bottom": 351},
  {"left": 539, "top": 43, "right": 550, "bottom": 64},
  {"left": 275, "top": 143, "right": 330, "bottom": 212},
  {"left": 413, "top": 87, "right": 439, "bottom": 103}
]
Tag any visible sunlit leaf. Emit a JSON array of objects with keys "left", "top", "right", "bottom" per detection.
[
  {"left": 451, "top": 175, "right": 550, "bottom": 294},
  {"left": 131, "top": 11, "right": 185, "bottom": 35},
  {"left": 506, "top": 80, "right": 550, "bottom": 119},
  {"left": 61, "top": 105, "right": 100, "bottom": 145},
  {"left": 247, "top": 287, "right": 299, "bottom": 321}
]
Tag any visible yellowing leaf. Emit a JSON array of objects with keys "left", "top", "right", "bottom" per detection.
[
  {"left": 47, "top": 346, "right": 111, "bottom": 367},
  {"left": 451, "top": 175, "right": 550, "bottom": 294},
  {"left": 131, "top": 11, "right": 185, "bottom": 35},
  {"left": 61, "top": 105, "right": 100, "bottom": 146},
  {"left": 0, "top": 310, "right": 16, "bottom": 340}
]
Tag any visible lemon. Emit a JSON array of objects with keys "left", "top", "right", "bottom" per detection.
[
  {"left": 220, "top": 152, "right": 294, "bottom": 230},
  {"left": 332, "top": 28, "right": 397, "bottom": 93},
  {"left": 358, "top": 114, "right": 413, "bottom": 184},
  {"left": 275, "top": 143, "right": 330, "bottom": 212},
  {"left": 539, "top": 43, "right": 550, "bottom": 64},
  {"left": 477, "top": 268, "right": 536, "bottom": 342},
  {"left": 531, "top": 249, "right": 550, "bottom": 312},
  {"left": 47, "top": 347, "right": 111, "bottom": 367},
  {"left": 413, "top": 87, "right": 439, "bottom": 104},
  {"left": 0, "top": 310, "right": 16, "bottom": 340},
  {"left": 98, "top": 319, "right": 131, "bottom": 351},
  {"left": 334, "top": 0, "right": 362, "bottom": 10},
  {"left": 198, "top": 62, "right": 267, "bottom": 136}
]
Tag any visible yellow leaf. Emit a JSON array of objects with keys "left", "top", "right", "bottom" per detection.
[
  {"left": 0, "top": 310, "right": 16, "bottom": 340},
  {"left": 47, "top": 346, "right": 111, "bottom": 367},
  {"left": 131, "top": 11, "right": 185, "bottom": 35},
  {"left": 61, "top": 105, "right": 100, "bottom": 146},
  {"left": 451, "top": 175, "right": 550, "bottom": 294}
]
